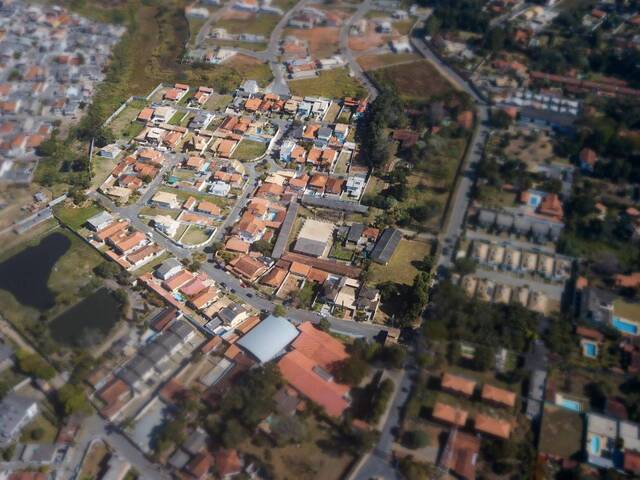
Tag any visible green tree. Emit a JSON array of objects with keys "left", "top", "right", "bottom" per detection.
[
  {"left": 273, "top": 304, "right": 286, "bottom": 317},
  {"left": 403, "top": 430, "right": 430, "bottom": 449},
  {"left": 15, "top": 350, "right": 55, "bottom": 380},
  {"left": 474, "top": 345, "right": 495, "bottom": 372},
  {"left": 57, "top": 384, "right": 91, "bottom": 417},
  {"left": 251, "top": 240, "right": 272, "bottom": 256},
  {"left": 335, "top": 356, "right": 369, "bottom": 386},
  {"left": 94, "top": 261, "right": 120, "bottom": 278}
]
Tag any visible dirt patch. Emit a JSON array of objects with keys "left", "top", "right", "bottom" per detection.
[
  {"left": 219, "top": 9, "right": 253, "bottom": 20},
  {"left": 284, "top": 27, "right": 341, "bottom": 57},
  {"left": 348, "top": 31, "right": 391, "bottom": 51},
  {"left": 357, "top": 52, "right": 421, "bottom": 71}
]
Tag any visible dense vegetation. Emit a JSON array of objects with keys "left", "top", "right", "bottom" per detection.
[{"left": 423, "top": 280, "right": 539, "bottom": 352}]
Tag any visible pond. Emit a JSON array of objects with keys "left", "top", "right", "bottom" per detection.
[
  {"left": 0, "top": 232, "right": 71, "bottom": 310},
  {"left": 49, "top": 288, "right": 122, "bottom": 347}
]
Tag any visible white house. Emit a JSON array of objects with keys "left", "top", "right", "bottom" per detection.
[
  {"left": 154, "top": 215, "right": 181, "bottom": 238},
  {"left": 0, "top": 393, "right": 39, "bottom": 446},
  {"left": 99, "top": 143, "right": 122, "bottom": 159},
  {"left": 346, "top": 175, "right": 366, "bottom": 198},
  {"left": 210, "top": 181, "right": 231, "bottom": 197}
]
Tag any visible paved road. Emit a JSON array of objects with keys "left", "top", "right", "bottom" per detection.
[
  {"left": 352, "top": 18, "right": 492, "bottom": 480},
  {"left": 62, "top": 414, "right": 170, "bottom": 480},
  {"left": 339, "top": 0, "right": 379, "bottom": 100}
]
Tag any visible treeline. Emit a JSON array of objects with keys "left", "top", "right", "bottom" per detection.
[
  {"left": 359, "top": 88, "right": 408, "bottom": 170},
  {"left": 423, "top": 280, "right": 539, "bottom": 352}
]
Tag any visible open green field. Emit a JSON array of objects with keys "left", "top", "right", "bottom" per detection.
[
  {"left": 54, "top": 203, "right": 103, "bottom": 231},
  {"left": 109, "top": 99, "right": 147, "bottom": 138},
  {"left": 232, "top": 139, "right": 268, "bottom": 161},
  {"left": 205, "top": 93, "right": 233, "bottom": 111},
  {"left": 369, "top": 60, "right": 460, "bottom": 104},
  {"left": 217, "top": 14, "right": 279, "bottom": 36},
  {"left": 0, "top": 228, "right": 104, "bottom": 357},
  {"left": 289, "top": 68, "right": 367, "bottom": 99},
  {"left": 369, "top": 239, "right": 431, "bottom": 286}
]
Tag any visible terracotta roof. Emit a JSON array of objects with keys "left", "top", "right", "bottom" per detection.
[
  {"left": 481, "top": 384, "right": 517, "bottom": 408},
  {"left": 538, "top": 193, "right": 563, "bottom": 219},
  {"left": 307, "top": 267, "right": 328, "bottom": 284},
  {"left": 474, "top": 414, "right": 511, "bottom": 439},
  {"left": 185, "top": 452, "right": 213, "bottom": 479},
  {"left": 615, "top": 273, "right": 640, "bottom": 288},
  {"left": 576, "top": 326, "right": 604, "bottom": 342},
  {"left": 197, "top": 200, "right": 221, "bottom": 216},
  {"left": 215, "top": 449, "right": 242, "bottom": 477},
  {"left": 162, "top": 269, "right": 194, "bottom": 291},
  {"left": 201, "top": 336, "right": 223, "bottom": 353},
  {"left": 226, "top": 237, "right": 251, "bottom": 254},
  {"left": 580, "top": 148, "right": 598, "bottom": 166},
  {"left": 292, "top": 322, "right": 348, "bottom": 370},
  {"left": 261, "top": 267, "right": 287, "bottom": 287},
  {"left": 229, "top": 255, "right": 267, "bottom": 281},
  {"left": 237, "top": 316, "right": 261, "bottom": 334},
  {"left": 441, "top": 373, "right": 476, "bottom": 396},
  {"left": 98, "top": 378, "right": 130, "bottom": 406},
  {"left": 445, "top": 431, "right": 480, "bottom": 480},
  {"left": 289, "top": 261, "right": 311, "bottom": 277},
  {"left": 278, "top": 349, "right": 349, "bottom": 417},
  {"left": 625, "top": 450, "right": 640, "bottom": 473},
  {"left": 432, "top": 402, "right": 468, "bottom": 426}
]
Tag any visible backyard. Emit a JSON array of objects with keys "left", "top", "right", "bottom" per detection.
[
  {"left": 179, "top": 225, "right": 212, "bottom": 246},
  {"left": 289, "top": 69, "right": 367, "bottom": 99}
]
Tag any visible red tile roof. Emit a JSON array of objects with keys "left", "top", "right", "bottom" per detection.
[
  {"left": 480, "top": 384, "right": 516, "bottom": 408},
  {"left": 278, "top": 349, "right": 349, "bottom": 417},
  {"left": 432, "top": 402, "right": 468, "bottom": 427},
  {"left": 441, "top": 373, "right": 476, "bottom": 396},
  {"left": 474, "top": 414, "right": 511, "bottom": 439},
  {"left": 292, "top": 322, "right": 348, "bottom": 370}
]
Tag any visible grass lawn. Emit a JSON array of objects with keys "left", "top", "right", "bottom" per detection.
[
  {"left": 217, "top": 14, "right": 279, "bottom": 36},
  {"left": 180, "top": 225, "right": 211, "bottom": 245},
  {"left": 223, "top": 55, "right": 274, "bottom": 87},
  {"left": 232, "top": 139, "right": 268, "bottom": 161},
  {"left": 206, "top": 39, "right": 269, "bottom": 52},
  {"left": 394, "top": 19, "right": 414, "bottom": 35},
  {"left": 357, "top": 52, "right": 421, "bottom": 71},
  {"left": 205, "top": 93, "right": 233, "bottom": 111},
  {"left": 138, "top": 207, "right": 181, "bottom": 219},
  {"left": 54, "top": 203, "right": 103, "bottom": 231},
  {"left": 187, "top": 16, "right": 207, "bottom": 46},
  {"left": 20, "top": 413, "right": 59, "bottom": 443},
  {"left": 369, "top": 60, "right": 461, "bottom": 104},
  {"left": 158, "top": 187, "right": 229, "bottom": 207},
  {"left": 109, "top": 100, "right": 147, "bottom": 138},
  {"left": 134, "top": 251, "right": 171, "bottom": 275},
  {"left": 90, "top": 156, "right": 119, "bottom": 190},
  {"left": 169, "top": 111, "right": 185, "bottom": 125},
  {"left": 538, "top": 404, "right": 583, "bottom": 458},
  {"left": 369, "top": 239, "right": 431, "bottom": 286},
  {"left": 329, "top": 243, "right": 354, "bottom": 262},
  {"left": 78, "top": 441, "right": 110, "bottom": 480},
  {"left": 0, "top": 228, "right": 104, "bottom": 358},
  {"left": 475, "top": 185, "right": 517, "bottom": 209},
  {"left": 289, "top": 68, "right": 367, "bottom": 99}
]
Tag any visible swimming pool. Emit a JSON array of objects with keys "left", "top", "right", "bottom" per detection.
[
  {"left": 172, "top": 292, "right": 186, "bottom": 302},
  {"left": 527, "top": 191, "right": 544, "bottom": 208},
  {"left": 590, "top": 436, "right": 601, "bottom": 455},
  {"left": 613, "top": 317, "right": 638, "bottom": 335},
  {"left": 560, "top": 398, "right": 582, "bottom": 412},
  {"left": 584, "top": 342, "right": 598, "bottom": 358}
]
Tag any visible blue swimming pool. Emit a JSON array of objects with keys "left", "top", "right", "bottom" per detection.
[
  {"left": 173, "top": 292, "right": 186, "bottom": 302},
  {"left": 613, "top": 317, "right": 638, "bottom": 335},
  {"left": 584, "top": 342, "right": 597, "bottom": 358},
  {"left": 560, "top": 398, "right": 582, "bottom": 412},
  {"left": 590, "top": 436, "right": 601, "bottom": 455}
]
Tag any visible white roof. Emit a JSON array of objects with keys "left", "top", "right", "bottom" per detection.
[{"left": 236, "top": 315, "right": 299, "bottom": 363}]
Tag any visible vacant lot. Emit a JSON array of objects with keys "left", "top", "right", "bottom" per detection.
[
  {"left": 233, "top": 139, "right": 268, "bottom": 161},
  {"left": 289, "top": 68, "right": 366, "bottom": 99},
  {"left": 357, "top": 52, "right": 421, "bottom": 71},
  {"left": 180, "top": 225, "right": 211, "bottom": 245},
  {"left": 283, "top": 27, "right": 340, "bottom": 57},
  {"left": 216, "top": 12, "right": 279, "bottom": 36},
  {"left": 109, "top": 99, "right": 147, "bottom": 139},
  {"left": 241, "top": 416, "right": 354, "bottom": 480},
  {"left": 370, "top": 60, "right": 458, "bottom": 104},
  {"left": 223, "top": 55, "right": 274, "bottom": 87},
  {"left": 369, "top": 239, "right": 432, "bottom": 286}
]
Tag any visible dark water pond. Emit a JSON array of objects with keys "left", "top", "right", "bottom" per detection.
[
  {"left": 49, "top": 288, "right": 122, "bottom": 347},
  {"left": 0, "top": 232, "right": 70, "bottom": 310}
]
